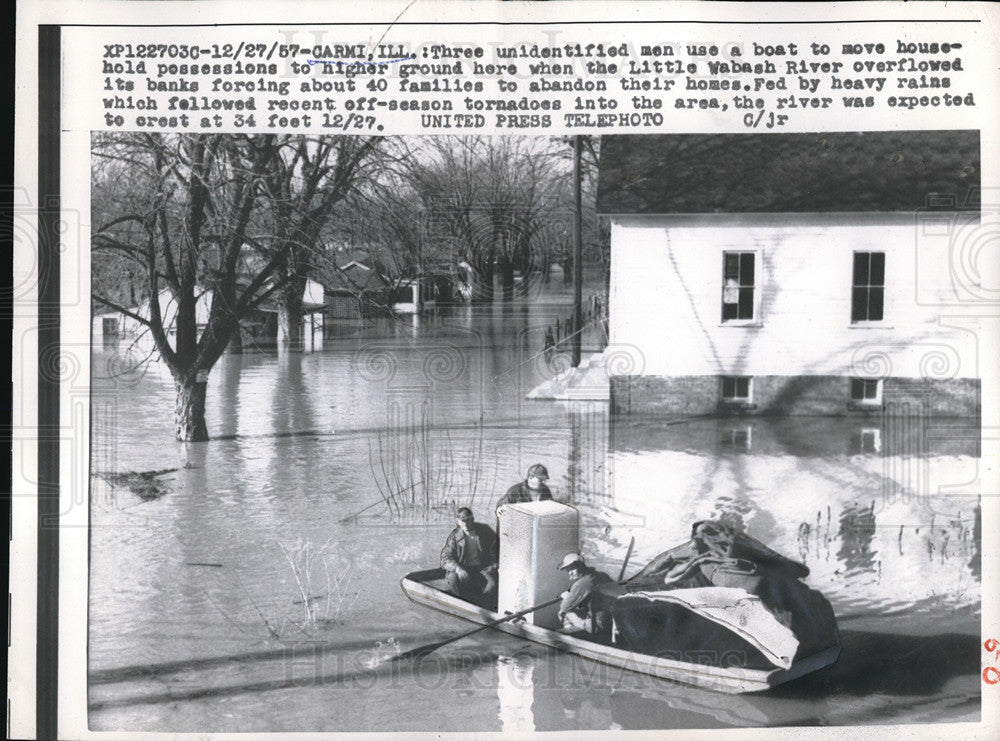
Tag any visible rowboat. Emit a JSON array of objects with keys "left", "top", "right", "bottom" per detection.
[{"left": 400, "top": 568, "right": 841, "bottom": 694}]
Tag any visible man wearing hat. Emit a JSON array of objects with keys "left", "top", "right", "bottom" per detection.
[
  {"left": 496, "top": 463, "right": 553, "bottom": 509},
  {"left": 556, "top": 553, "right": 626, "bottom": 643},
  {"left": 441, "top": 507, "right": 498, "bottom": 608}
]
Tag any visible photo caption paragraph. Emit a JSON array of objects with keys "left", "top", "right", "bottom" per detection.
[{"left": 79, "top": 23, "right": 988, "bottom": 134}]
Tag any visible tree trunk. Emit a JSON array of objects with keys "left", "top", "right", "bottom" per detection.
[
  {"left": 226, "top": 323, "right": 244, "bottom": 354},
  {"left": 470, "top": 259, "right": 494, "bottom": 303},
  {"left": 175, "top": 376, "right": 209, "bottom": 442},
  {"left": 277, "top": 280, "right": 304, "bottom": 353},
  {"left": 499, "top": 256, "right": 515, "bottom": 301},
  {"left": 563, "top": 253, "right": 574, "bottom": 285}
]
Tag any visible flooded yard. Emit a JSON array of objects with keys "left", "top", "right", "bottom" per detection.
[{"left": 88, "top": 287, "right": 981, "bottom": 732}]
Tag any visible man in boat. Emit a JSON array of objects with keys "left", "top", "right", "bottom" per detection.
[
  {"left": 496, "top": 463, "right": 553, "bottom": 509},
  {"left": 440, "top": 507, "right": 498, "bottom": 609},
  {"left": 556, "top": 553, "right": 626, "bottom": 643}
]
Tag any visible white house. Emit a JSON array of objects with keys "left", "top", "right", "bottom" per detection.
[
  {"left": 92, "top": 278, "right": 327, "bottom": 352},
  {"left": 92, "top": 287, "right": 213, "bottom": 348},
  {"left": 596, "top": 131, "right": 981, "bottom": 418}
]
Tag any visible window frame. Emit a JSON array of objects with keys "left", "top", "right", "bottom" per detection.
[
  {"left": 849, "top": 377, "right": 883, "bottom": 406},
  {"left": 723, "top": 425, "right": 753, "bottom": 453},
  {"left": 859, "top": 427, "right": 882, "bottom": 454},
  {"left": 720, "top": 250, "right": 761, "bottom": 326},
  {"left": 850, "top": 251, "right": 886, "bottom": 324},
  {"left": 720, "top": 375, "right": 753, "bottom": 405}
]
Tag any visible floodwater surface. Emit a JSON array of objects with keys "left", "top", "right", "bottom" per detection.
[{"left": 89, "top": 284, "right": 981, "bottom": 732}]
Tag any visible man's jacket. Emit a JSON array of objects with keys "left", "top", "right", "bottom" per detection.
[
  {"left": 496, "top": 481, "right": 553, "bottom": 508},
  {"left": 559, "top": 567, "right": 626, "bottom": 617},
  {"left": 441, "top": 522, "right": 498, "bottom": 572}
]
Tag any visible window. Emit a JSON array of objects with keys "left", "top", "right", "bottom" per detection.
[
  {"left": 851, "top": 252, "right": 885, "bottom": 322},
  {"left": 722, "top": 252, "right": 755, "bottom": 321},
  {"left": 850, "top": 378, "right": 882, "bottom": 405},
  {"left": 721, "top": 376, "right": 752, "bottom": 402},
  {"left": 859, "top": 428, "right": 882, "bottom": 454}
]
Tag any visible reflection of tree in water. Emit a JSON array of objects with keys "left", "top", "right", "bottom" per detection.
[
  {"left": 797, "top": 506, "right": 835, "bottom": 566},
  {"left": 709, "top": 493, "right": 756, "bottom": 532},
  {"left": 968, "top": 500, "right": 981, "bottom": 580},
  {"left": 836, "top": 501, "right": 878, "bottom": 574},
  {"left": 706, "top": 450, "right": 762, "bottom": 534},
  {"left": 214, "top": 353, "right": 244, "bottom": 438},
  {"left": 272, "top": 353, "right": 315, "bottom": 435},
  {"left": 564, "top": 407, "right": 609, "bottom": 508},
  {"left": 918, "top": 509, "right": 978, "bottom": 569},
  {"left": 566, "top": 410, "right": 583, "bottom": 503}
]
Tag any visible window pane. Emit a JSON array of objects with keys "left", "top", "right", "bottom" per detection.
[
  {"left": 870, "top": 252, "right": 885, "bottom": 286},
  {"left": 722, "top": 302, "right": 738, "bottom": 321},
  {"left": 853, "top": 252, "right": 869, "bottom": 286},
  {"left": 851, "top": 379, "right": 864, "bottom": 399},
  {"left": 722, "top": 377, "right": 736, "bottom": 397},
  {"left": 851, "top": 287, "right": 868, "bottom": 322},
  {"left": 724, "top": 253, "right": 740, "bottom": 280},
  {"left": 738, "top": 287, "right": 754, "bottom": 319},
  {"left": 869, "top": 287, "right": 884, "bottom": 321},
  {"left": 735, "top": 377, "right": 749, "bottom": 397},
  {"left": 864, "top": 380, "right": 878, "bottom": 399},
  {"left": 740, "top": 253, "right": 755, "bottom": 286}
]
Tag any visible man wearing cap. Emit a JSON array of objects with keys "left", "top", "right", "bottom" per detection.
[
  {"left": 557, "top": 553, "right": 626, "bottom": 643},
  {"left": 496, "top": 463, "right": 553, "bottom": 509},
  {"left": 441, "top": 507, "right": 498, "bottom": 608}
]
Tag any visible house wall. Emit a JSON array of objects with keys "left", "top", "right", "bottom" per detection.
[
  {"left": 612, "top": 375, "right": 980, "bottom": 417},
  {"left": 92, "top": 286, "right": 323, "bottom": 352},
  {"left": 608, "top": 213, "right": 980, "bottom": 416},
  {"left": 304, "top": 278, "right": 324, "bottom": 305},
  {"left": 91, "top": 288, "right": 214, "bottom": 348}
]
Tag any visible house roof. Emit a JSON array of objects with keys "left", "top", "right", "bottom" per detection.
[
  {"left": 595, "top": 131, "right": 980, "bottom": 215},
  {"left": 325, "top": 261, "right": 392, "bottom": 292}
]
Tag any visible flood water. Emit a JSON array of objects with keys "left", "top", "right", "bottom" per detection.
[{"left": 89, "top": 281, "right": 981, "bottom": 732}]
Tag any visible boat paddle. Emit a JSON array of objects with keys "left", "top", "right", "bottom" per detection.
[
  {"left": 618, "top": 536, "right": 636, "bottom": 582},
  {"left": 382, "top": 595, "right": 563, "bottom": 665},
  {"left": 388, "top": 540, "right": 637, "bottom": 666}
]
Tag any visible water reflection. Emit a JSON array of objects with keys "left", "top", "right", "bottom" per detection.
[
  {"left": 272, "top": 353, "right": 315, "bottom": 435},
  {"left": 836, "top": 501, "right": 879, "bottom": 575},
  {"left": 720, "top": 424, "right": 753, "bottom": 454},
  {"left": 969, "top": 501, "right": 982, "bottom": 579},
  {"left": 496, "top": 654, "right": 535, "bottom": 732},
  {"left": 89, "top": 286, "right": 981, "bottom": 732},
  {"left": 214, "top": 353, "right": 243, "bottom": 438},
  {"left": 608, "top": 416, "right": 980, "bottom": 613}
]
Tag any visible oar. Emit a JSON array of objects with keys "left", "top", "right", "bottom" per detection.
[
  {"left": 390, "top": 542, "right": 637, "bottom": 665},
  {"left": 383, "top": 595, "right": 563, "bottom": 664},
  {"left": 618, "top": 536, "right": 636, "bottom": 582}
]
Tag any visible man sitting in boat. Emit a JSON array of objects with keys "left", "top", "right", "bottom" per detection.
[
  {"left": 440, "top": 507, "right": 498, "bottom": 609},
  {"left": 496, "top": 463, "right": 553, "bottom": 508},
  {"left": 556, "top": 553, "right": 626, "bottom": 643}
]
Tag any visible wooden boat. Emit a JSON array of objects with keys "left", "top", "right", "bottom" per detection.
[{"left": 400, "top": 568, "right": 841, "bottom": 694}]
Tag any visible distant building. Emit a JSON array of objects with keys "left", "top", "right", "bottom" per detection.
[
  {"left": 596, "top": 131, "right": 981, "bottom": 417},
  {"left": 389, "top": 274, "right": 459, "bottom": 315},
  {"left": 324, "top": 260, "right": 392, "bottom": 320},
  {"left": 92, "top": 277, "right": 327, "bottom": 352}
]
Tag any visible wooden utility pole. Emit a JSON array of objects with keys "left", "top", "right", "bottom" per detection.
[{"left": 572, "top": 135, "right": 583, "bottom": 368}]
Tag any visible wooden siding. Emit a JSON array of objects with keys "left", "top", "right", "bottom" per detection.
[{"left": 608, "top": 215, "right": 978, "bottom": 380}]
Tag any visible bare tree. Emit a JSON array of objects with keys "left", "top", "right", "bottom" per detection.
[
  {"left": 401, "top": 137, "right": 570, "bottom": 302},
  {"left": 92, "top": 132, "right": 295, "bottom": 441},
  {"left": 257, "top": 135, "right": 384, "bottom": 352}
]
